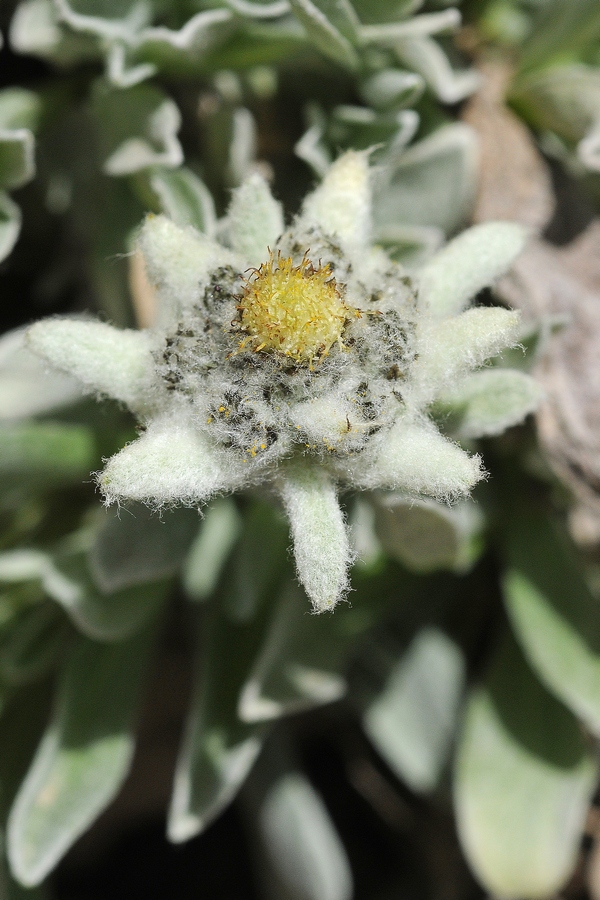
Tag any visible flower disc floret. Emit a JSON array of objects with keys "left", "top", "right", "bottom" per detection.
[{"left": 237, "top": 251, "right": 350, "bottom": 363}]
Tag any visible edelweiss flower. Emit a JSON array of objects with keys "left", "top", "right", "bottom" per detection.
[{"left": 28, "top": 152, "right": 531, "bottom": 611}]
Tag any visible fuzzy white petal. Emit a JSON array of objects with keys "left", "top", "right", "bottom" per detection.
[
  {"left": 27, "top": 319, "right": 155, "bottom": 413},
  {"left": 225, "top": 172, "right": 284, "bottom": 267},
  {"left": 352, "top": 420, "right": 483, "bottom": 499},
  {"left": 100, "top": 417, "right": 238, "bottom": 507},
  {"left": 418, "top": 222, "right": 529, "bottom": 318},
  {"left": 300, "top": 150, "right": 372, "bottom": 250},
  {"left": 137, "top": 214, "right": 244, "bottom": 322},
  {"left": 278, "top": 463, "right": 351, "bottom": 613},
  {"left": 410, "top": 307, "right": 521, "bottom": 406}
]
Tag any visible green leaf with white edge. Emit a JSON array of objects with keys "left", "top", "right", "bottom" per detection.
[
  {"left": 54, "top": 551, "right": 169, "bottom": 642},
  {"left": 364, "top": 628, "right": 465, "bottom": 793},
  {"left": 289, "top": 0, "right": 359, "bottom": 69},
  {"left": 359, "top": 8, "right": 461, "bottom": 44},
  {"left": 373, "top": 124, "right": 478, "bottom": 236},
  {"left": 502, "top": 507, "right": 600, "bottom": 737},
  {"left": 52, "top": 0, "right": 150, "bottom": 41},
  {"left": 0, "top": 544, "right": 167, "bottom": 645},
  {"left": 411, "top": 307, "right": 521, "bottom": 406},
  {"left": 7, "top": 626, "right": 156, "bottom": 887},
  {"left": 91, "top": 81, "right": 183, "bottom": 176},
  {"left": 9, "top": 0, "right": 101, "bottom": 67},
  {"left": 26, "top": 319, "right": 155, "bottom": 414},
  {"left": 167, "top": 612, "right": 267, "bottom": 843},
  {"left": 0, "top": 423, "right": 96, "bottom": 484},
  {"left": 359, "top": 69, "right": 425, "bottom": 110},
  {"left": 374, "top": 496, "right": 483, "bottom": 574},
  {"left": 238, "top": 582, "right": 347, "bottom": 723},
  {"left": 418, "top": 222, "right": 529, "bottom": 318},
  {"left": 88, "top": 503, "right": 199, "bottom": 594},
  {"left": 0, "top": 191, "right": 21, "bottom": 263},
  {"left": 0, "top": 603, "right": 66, "bottom": 688},
  {"left": 0, "top": 88, "right": 40, "bottom": 191},
  {"left": 434, "top": 369, "right": 543, "bottom": 439},
  {"left": 183, "top": 498, "right": 242, "bottom": 603},
  {"left": 394, "top": 35, "right": 480, "bottom": 104},
  {"left": 257, "top": 771, "right": 353, "bottom": 900},
  {"left": 278, "top": 462, "right": 351, "bottom": 613},
  {"left": 225, "top": 171, "right": 284, "bottom": 267},
  {"left": 168, "top": 502, "right": 289, "bottom": 841},
  {"left": 149, "top": 167, "right": 216, "bottom": 237},
  {"left": 454, "top": 632, "right": 597, "bottom": 900}
]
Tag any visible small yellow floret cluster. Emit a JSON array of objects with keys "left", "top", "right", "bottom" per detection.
[{"left": 238, "top": 251, "right": 350, "bottom": 363}]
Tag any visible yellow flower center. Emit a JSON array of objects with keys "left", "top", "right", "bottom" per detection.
[{"left": 237, "top": 251, "right": 350, "bottom": 364}]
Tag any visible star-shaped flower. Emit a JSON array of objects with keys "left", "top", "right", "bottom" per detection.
[{"left": 28, "top": 152, "right": 532, "bottom": 611}]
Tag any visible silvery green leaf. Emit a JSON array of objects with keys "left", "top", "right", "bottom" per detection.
[
  {"left": 7, "top": 627, "right": 156, "bottom": 887},
  {"left": 364, "top": 628, "right": 465, "bottom": 792},
  {"left": 289, "top": 0, "right": 359, "bottom": 68},
  {"left": 0, "top": 604, "right": 65, "bottom": 688},
  {"left": 373, "top": 223, "right": 444, "bottom": 268},
  {"left": 294, "top": 105, "right": 331, "bottom": 177},
  {"left": 53, "top": 0, "right": 151, "bottom": 41},
  {"left": 150, "top": 167, "right": 216, "bottom": 236},
  {"left": 10, "top": 0, "right": 101, "bottom": 65},
  {"left": 512, "top": 65, "right": 600, "bottom": 172},
  {"left": 329, "top": 106, "right": 418, "bottom": 156},
  {"left": 359, "top": 69, "right": 425, "bottom": 110},
  {"left": 227, "top": 107, "right": 257, "bottom": 186},
  {"left": 222, "top": 0, "right": 291, "bottom": 18},
  {"left": 454, "top": 633, "right": 597, "bottom": 899},
  {"left": 88, "top": 503, "right": 199, "bottom": 594},
  {"left": 374, "top": 496, "right": 483, "bottom": 574},
  {"left": 0, "top": 548, "right": 167, "bottom": 643},
  {"left": 0, "top": 88, "right": 39, "bottom": 191},
  {"left": 359, "top": 8, "right": 460, "bottom": 43},
  {"left": 222, "top": 501, "right": 289, "bottom": 623},
  {"left": 53, "top": 551, "right": 168, "bottom": 642},
  {"left": 0, "top": 191, "right": 21, "bottom": 263},
  {"left": 183, "top": 498, "right": 242, "bottom": 602},
  {"left": 435, "top": 369, "right": 543, "bottom": 439},
  {"left": 394, "top": 36, "right": 480, "bottom": 103},
  {"left": 0, "top": 422, "right": 96, "bottom": 485},
  {"left": 256, "top": 771, "right": 353, "bottom": 900},
  {"left": 0, "top": 328, "right": 82, "bottom": 421},
  {"left": 169, "top": 504, "right": 289, "bottom": 842},
  {"left": 503, "top": 509, "right": 600, "bottom": 738},
  {"left": 373, "top": 123, "right": 478, "bottom": 236},
  {"left": 92, "top": 82, "right": 183, "bottom": 176},
  {"left": 167, "top": 613, "right": 267, "bottom": 843},
  {"left": 123, "top": 9, "right": 234, "bottom": 79},
  {"left": 238, "top": 583, "right": 347, "bottom": 723}
]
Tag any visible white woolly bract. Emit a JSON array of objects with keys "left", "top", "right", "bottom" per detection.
[
  {"left": 26, "top": 319, "right": 156, "bottom": 414},
  {"left": 137, "top": 214, "right": 244, "bottom": 322},
  {"left": 418, "top": 222, "right": 529, "bottom": 318},
  {"left": 225, "top": 172, "right": 284, "bottom": 267},
  {"left": 278, "top": 463, "right": 352, "bottom": 613},
  {"left": 410, "top": 307, "right": 521, "bottom": 406},
  {"left": 99, "top": 416, "right": 240, "bottom": 508},
  {"left": 299, "top": 151, "right": 372, "bottom": 251},
  {"left": 352, "top": 419, "right": 483, "bottom": 499}
]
